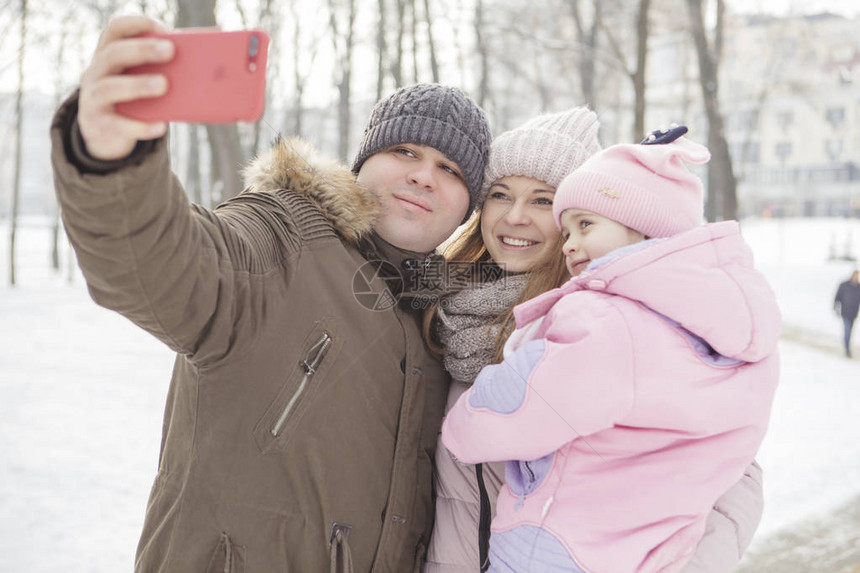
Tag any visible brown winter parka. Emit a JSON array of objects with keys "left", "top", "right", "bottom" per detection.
[{"left": 50, "top": 93, "right": 450, "bottom": 573}]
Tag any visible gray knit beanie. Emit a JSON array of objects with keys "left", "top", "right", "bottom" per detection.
[
  {"left": 482, "top": 107, "right": 602, "bottom": 204},
  {"left": 352, "top": 83, "right": 491, "bottom": 218}
]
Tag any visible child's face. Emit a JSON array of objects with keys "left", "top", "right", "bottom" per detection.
[{"left": 559, "top": 209, "right": 646, "bottom": 277}]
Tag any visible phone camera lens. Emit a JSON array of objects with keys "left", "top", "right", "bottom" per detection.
[{"left": 249, "top": 35, "right": 259, "bottom": 58}]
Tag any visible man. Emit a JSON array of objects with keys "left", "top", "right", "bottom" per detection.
[
  {"left": 51, "top": 15, "right": 490, "bottom": 573},
  {"left": 834, "top": 270, "right": 860, "bottom": 357}
]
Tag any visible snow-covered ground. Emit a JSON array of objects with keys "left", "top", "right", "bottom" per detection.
[
  {"left": 1, "top": 216, "right": 859, "bottom": 572},
  {"left": 738, "top": 217, "right": 860, "bottom": 538}
]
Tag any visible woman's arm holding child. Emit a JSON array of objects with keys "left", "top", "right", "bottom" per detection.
[
  {"left": 682, "top": 461, "right": 764, "bottom": 572},
  {"left": 442, "top": 297, "right": 636, "bottom": 463}
]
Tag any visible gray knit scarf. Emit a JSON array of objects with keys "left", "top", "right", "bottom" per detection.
[{"left": 436, "top": 273, "right": 529, "bottom": 386}]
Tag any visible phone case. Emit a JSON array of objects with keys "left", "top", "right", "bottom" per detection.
[{"left": 116, "top": 29, "right": 269, "bottom": 124}]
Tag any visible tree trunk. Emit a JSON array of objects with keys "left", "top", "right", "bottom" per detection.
[
  {"left": 393, "top": 0, "right": 405, "bottom": 87},
  {"left": 583, "top": 0, "right": 602, "bottom": 108},
  {"left": 423, "top": 0, "right": 439, "bottom": 83},
  {"left": 287, "top": 0, "right": 323, "bottom": 139},
  {"left": 377, "top": 0, "right": 387, "bottom": 99},
  {"left": 337, "top": 71, "right": 352, "bottom": 161},
  {"left": 451, "top": 3, "right": 467, "bottom": 86},
  {"left": 632, "top": 0, "right": 651, "bottom": 142},
  {"left": 9, "top": 0, "right": 27, "bottom": 286},
  {"left": 410, "top": 0, "right": 419, "bottom": 83},
  {"left": 290, "top": 0, "right": 305, "bottom": 137},
  {"left": 186, "top": 125, "right": 203, "bottom": 205},
  {"left": 293, "top": 66, "right": 304, "bottom": 137},
  {"left": 51, "top": 5, "right": 71, "bottom": 272},
  {"left": 474, "top": 0, "right": 489, "bottom": 108},
  {"left": 328, "top": 0, "right": 357, "bottom": 161},
  {"left": 343, "top": 1, "right": 357, "bottom": 161},
  {"left": 176, "top": 0, "right": 244, "bottom": 200},
  {"left": 687, "top": 0, "right": 737, "bottom": 221},
  {"left": 566, "top": 0, "right": 602, "bottom": 109},
  {"left": 250, "top": 0, "right": 278, "bottom": 156},
  {"left": 530, "top": 9, "right": 551, "bottom": 111},
  {"left": 233, "top": 0, "right": 248, "bottom": 28},
  {"left": 595, "top": 0, "right": 651, "bottom": 140},
  {"left": 204, "top": 125, "right": 245, "bottom": 201},
  {"left": 86, "top": 0, "right": 120, "bottom": 28}
]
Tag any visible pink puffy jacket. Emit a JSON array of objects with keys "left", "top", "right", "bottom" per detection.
[
  {"left": 425, "top": 389, "right": 765, "bottom": 573},
  {"left": 441, "top": 221, "right": 780, "bottom": 573}
]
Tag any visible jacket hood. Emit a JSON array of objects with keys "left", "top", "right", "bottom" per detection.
[
  {"left": 243, "top": 137, "right": 381, "bottom": 245},
  {"left": 516, "top": 221, "right": 781, "bottom": 362}
]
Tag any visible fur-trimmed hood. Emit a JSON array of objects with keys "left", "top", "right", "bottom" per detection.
[{"left": 243, "top": 137, "right": 380, "bottom": 244}]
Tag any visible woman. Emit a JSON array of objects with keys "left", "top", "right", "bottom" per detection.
[{"left": 423, "top": 109, "right": 764, "bottom": 572}]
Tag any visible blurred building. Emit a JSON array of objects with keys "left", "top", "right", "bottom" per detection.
[{"left": 647, "top": 11, "right": 860, "bottom": 218}]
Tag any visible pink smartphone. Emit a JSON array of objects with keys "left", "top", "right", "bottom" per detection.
[{"left": 116, "top": 29, "right": 269, "bottom": 124}]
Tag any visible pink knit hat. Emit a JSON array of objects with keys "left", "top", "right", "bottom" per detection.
[{"left": 552, "top": 133, "right": 710, "bottom": 238}]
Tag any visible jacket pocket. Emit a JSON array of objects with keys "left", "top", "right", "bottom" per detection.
[
  {"left": 254, "top": 320, "right": 337, "bottom": 453},
  {"left": 206, "top": 532, "right": 245, "bottom": 573}
]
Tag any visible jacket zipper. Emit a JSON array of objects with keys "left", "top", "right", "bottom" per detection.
[
  {"left": 270, "top": 332, "right": 333, "bottom": 437},
  {"left": 524, "top": 461, "right": 536, "bottom": 492}
]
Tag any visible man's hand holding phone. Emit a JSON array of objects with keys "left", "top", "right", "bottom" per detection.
[
  {"left": 78, "top": 15, "right": 270, "bottom": 162},
  {"left": 79, "top": 15, "right": 175, "bottom": 162}
]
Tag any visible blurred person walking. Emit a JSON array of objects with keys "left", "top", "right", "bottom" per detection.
[{"left": 834, "top": 270, "right": 860, "bottom": 357}]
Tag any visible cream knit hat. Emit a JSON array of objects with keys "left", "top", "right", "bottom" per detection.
[{"left": 481, "top": 107, "right": 601, "bottom": 204}]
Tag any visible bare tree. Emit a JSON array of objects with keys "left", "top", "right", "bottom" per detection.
[
  {"left": 410, "top": 0, "right": 419, "bottom": 82},
  {"left": 249, "top": 0, "right": 279, "bottom": 155},
  {"left": 448, "top": 0, "right": 468, "bottom": 87},
  {"left": 392, "top": 0, "right": 406, "bottom": 87},
  {"left": 687, "top": 0, "right": 737, "bottom": 221},
  {"left": 631, "top": 0, "right": 652, "bottom": 141},
  {"left": 51, "top": 5, "right": 74, "bottom": 273},
  {"left": 328, "top": 0, "right": 357, "bottom": 161},
  {"left": 600, "top": 0, "right": 653, "bottom": 141},
  {"left": 83, "top": 0, "right": 121, "bottom": 28},
  {"left": 234, "top": 0, "right": 249, "bottom": 28},
  {"left": 565, "top": 0, "right": 603, "bottom": 108},
  {"left": 9, "top": 0, "right": 27, "bottom": 286},
  {"left": 176, "top": 0, "right": 244, "bottom": 201},
  {"left": 287, "top": 0, "right": 323, "bottom": 138},
  {"left": 376, "top": 0, "right": 387, "bottom": 99},
  {"left": 289, "top": 0, "right": 306, "bottom": 137},
  {"left": 474, "top": 0, "right": 489, "bottom": 108},
  {"left": 732, "top": 23, "right": 800, "bottom": 186},
  {"left": 422, "top": 0, "right": 440, "bottom": 83},
  {"left": 186, "top": 125, "right": 203, "bottom": 205}
]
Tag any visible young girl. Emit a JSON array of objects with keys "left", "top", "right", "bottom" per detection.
[{"left": 441, "top": 127, "right": 781, "bottom": 573}]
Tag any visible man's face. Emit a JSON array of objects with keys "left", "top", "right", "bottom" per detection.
[
  {"left": 852, "top": 271, "right": 859, "bottom": 284},
  {"left": 357, "top": 144, "right": 470, "bottom": 253}
]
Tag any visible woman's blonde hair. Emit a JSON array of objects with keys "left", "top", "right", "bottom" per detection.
[
  {"left": 489, "top": 235, "right": 569, "bottom": 363},
  {"left": 421, "top": 212, "right": 489, "bottom": 355},
  {"left": 422, "top": 211, "right": 569, "bottom": 363}
]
